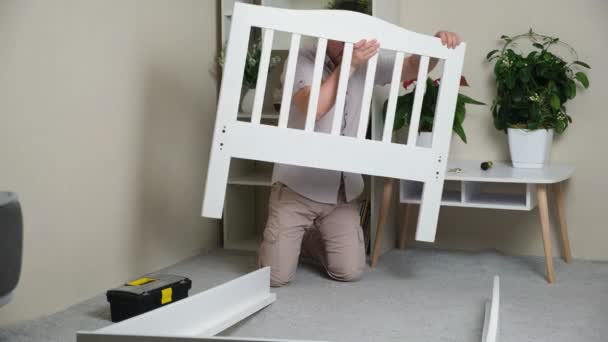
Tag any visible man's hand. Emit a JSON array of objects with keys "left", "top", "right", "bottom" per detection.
[
  {"left": 401, "top": 31, "right": 462, "bottom": 81},
  {"left": 435, "top": 31, "right": 462, "bottom": 49},
  {"left": 349, "top": 39, "right": 380, "bottom": 70}
]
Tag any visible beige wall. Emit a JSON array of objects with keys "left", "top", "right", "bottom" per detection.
[
  {"left": 400, "top": 0, "right": 608, "bottom": 260},
  {"left": 0, "top": 0, "right": 219, "bottom": 325}
]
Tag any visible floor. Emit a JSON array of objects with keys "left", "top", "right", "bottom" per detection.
[{"left": 1, "top": 248, "right": 607, "bottom": 342}]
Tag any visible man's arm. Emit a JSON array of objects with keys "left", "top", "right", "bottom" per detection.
[
  {"left": 293, "top": 39, "right": 380, "bottom": 120},
  {"left": 292, "top": 65, "right": 346, "bottom": 121},
  {"left": 401, "top": 31, "right": 462, "bottom": 82}
]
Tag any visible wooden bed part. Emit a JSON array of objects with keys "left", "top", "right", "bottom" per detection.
[{"left": 201, "top": 3, "right": 466, "bottom": 243}]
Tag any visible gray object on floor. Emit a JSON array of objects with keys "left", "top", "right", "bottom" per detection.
[
  {"left": 0, "top": 191, "right": 23, "bottom": 307},
  {"left": 1, "top": 248, "right": 607, "bottom": 342}
]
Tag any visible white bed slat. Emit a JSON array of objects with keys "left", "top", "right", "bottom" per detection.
[
  {"left": 305, "top": 38, "right": 328, "bottom": 131},
  {"left": 331, "top": 43, "right": 353, "bottom": 135},
  {"left": 356, "top": 54, "right": 378, "bottom": 138},
  {"left": 407, "top": 55, "right": 430, "bottom": 146},
  {"left": 278, "top": 33, "right": 301, "bottom": 128},
  {"left": 382, "top": 52, "right": 405, "bottom": 142},
  {"left": 251, "top": 29, "right": 275, "bottom": 124}
]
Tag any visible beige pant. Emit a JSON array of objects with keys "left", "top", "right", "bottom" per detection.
[{"left": 258, "top": 182, "right": 366, "bottom": 287}]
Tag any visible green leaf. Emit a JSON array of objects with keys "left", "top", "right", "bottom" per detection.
[
  {"left": 575, "top": 72, "right": 590, "bottom": 88},
  {"left": 393, "top": 114, "right": 406, "bottom": 131},
  {"left": 505, "top": 73, "right": 516, "bottom": 89},
  {"left": 459, "top": 94, "right": 486, "bottom": 105},
  {"left": 453, "top": 123, "right": 467, "bottom": 143},
  {"left": 550, "top": 94, "right": 561, "bottom": 110},
  {"left": 528, "top": 121, "right": 540, "bottom": 130},
  {"left": 454, "top": 103, "right": 465, "bottom": 124},
  {"left": 519, "top": 68, "right": 530, "bottom": 83},
  {"left": 530, "top": 105, "right": 541, "bottom": 121},
  {"left": 573, "top": 61, "right": 591, "bottom": 69},
  {"left": 486, "top": 49, "right": 499, "bottom": 60},
  {"left": 500, "top": 35, "right": 511, "bottom": 40},
  {"left": 532, "top": 43, "right": 544, "bottom": 50},
  {"left": 565, "top": 80, "right": 577, "bottom": 99}
]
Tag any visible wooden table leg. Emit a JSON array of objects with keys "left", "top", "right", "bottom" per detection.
[
  {"left": 553, "top": 182, "right": 573, "bottom": 263},
  {"left": 537, "top": 184, "right": 555, "bottom": 283},
  {"left": 371, "top": 178, "right": 394, "bottom": 267},
  {"left": 398, "top": 203, "right": 410, "bottom": 249}
]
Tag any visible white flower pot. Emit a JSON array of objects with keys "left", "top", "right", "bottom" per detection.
[
  {"left": 240, "top": 88, "right": 255, "bottom": 114},
  {"left": 507, "top": 128, "right": 553, "bottom": 168},
  {"left": 417, "top": 132, "right": 433, "bottom": 147}
]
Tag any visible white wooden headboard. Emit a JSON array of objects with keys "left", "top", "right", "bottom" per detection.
[{"left": 201, "top": 3, "right": 466, "bottom": 242}]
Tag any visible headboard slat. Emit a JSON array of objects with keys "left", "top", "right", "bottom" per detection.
[
  {"left": 251, "top": 28, "right": 274, "bottom": 124},
  {"left": 356, "top": 54, "right": 378, "bottom": 139},
  {"left": 331, "top": 43, "right": 353, "bottom": 136},
  {"left": 382, "top": 52, "right": 405, "bottom": 142},
  {"left": 305, "top": 38, "right": 328, "bottom": 131},
  {"left": 407, "top": 55, "right": 430, "bottom": 146},
  {"left": 278, "top": 33, "right": 301, "bottom": 128}
]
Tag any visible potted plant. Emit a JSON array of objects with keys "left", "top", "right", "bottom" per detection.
[
  {"left": 383, "top": 76, "right": 485, "bottom": 146},
  {"left": 218, "top": 38, "right": 281, "bottom": 114},
  {"left": 486, "top": 29, "right": 591, "bottom": 168}
]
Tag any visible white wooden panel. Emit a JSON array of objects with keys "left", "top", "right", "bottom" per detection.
[
  {"left": 278, "top": 33, "right": 301, "bottom": 128},
  {"left": 414, "top": 181, "right": 443, "bottom": 242},
  {"left": 331, "top": 43, "right": 353, "bottom": 135},
  {"left": 78, "top": 334, "right": 322, "bottom": 342},
  {"left": 413, "top": 46, "right": 466, "bottom": 242},
  {"left": 407, "top": 56, "right": 430, "bottom": 146},
  {"left": 89, "top": 268, "right": 275, "bottom": 338},
  {"left": 305, "top": 38, "right": 327, "bottom": 131},
  {"left": 356, "top": 54, "right": 378, "bottom": 138},
  {"left": 481, "top": 276, "right": 500, "bottom": 342},
  {"left": 381, "top": 52, "right": 404, "bottom": 142},
  {"left": 235, "top": 3, "right": 455, "bottom": 59},
  {"left": 251, "top": 29, "right": 275, "bottom": 124},
  {"left": 225, "top": 122, "right": 435, "bottom": 183},
  {"left": 204, "top": 3, "right": 468, "bottom": 243},
  {"left": 202, "top": 5, "right": 252, "bottom": 218}
]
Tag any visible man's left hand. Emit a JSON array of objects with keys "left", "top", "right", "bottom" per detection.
[{"left": 435, "top": 31, "right": 462, "bottom": 49}]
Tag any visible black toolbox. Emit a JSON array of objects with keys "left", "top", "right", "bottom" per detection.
[{"left": 106, "top": 274, "right": 192, "bottom": 322}]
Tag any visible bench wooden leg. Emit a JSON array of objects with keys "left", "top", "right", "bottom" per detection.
[
  {"left": 398, "top": 203, "right": 411, "bottom": 249},
  {"left": 371, "top": 178, "right": 394, "bottom": 267},
  {"left": 553, "top": 182, "right": 573, "bottom": 263},
  {"left": 537, "top": 184, "right": 555, "bottom": 283}
]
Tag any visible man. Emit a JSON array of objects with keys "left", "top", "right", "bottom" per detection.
[{"left": 259, "top": 1, "right": 462, "bottom": 287}]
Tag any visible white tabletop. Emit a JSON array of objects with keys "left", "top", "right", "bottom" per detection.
[{"left": 443, "top": 160, "right": 574, "bottom": 184}]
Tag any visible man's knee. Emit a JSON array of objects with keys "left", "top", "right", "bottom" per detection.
[
  {"left": 270, "top": 268, "right": 293, "bottom": 287},
  {"left": 259, "top": 258, "right": 295, "bottom": 287},
  {"left": 327, "top": 261, "right": 364, "bottom": 282}
]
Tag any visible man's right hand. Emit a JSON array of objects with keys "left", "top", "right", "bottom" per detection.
[{"left": 350, "top": 39, "right": 380, "bottom": 70}]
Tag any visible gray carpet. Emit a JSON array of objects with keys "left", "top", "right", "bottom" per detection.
[{"left": 1, "top": 248, "right": 607, "bottom": 342}]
